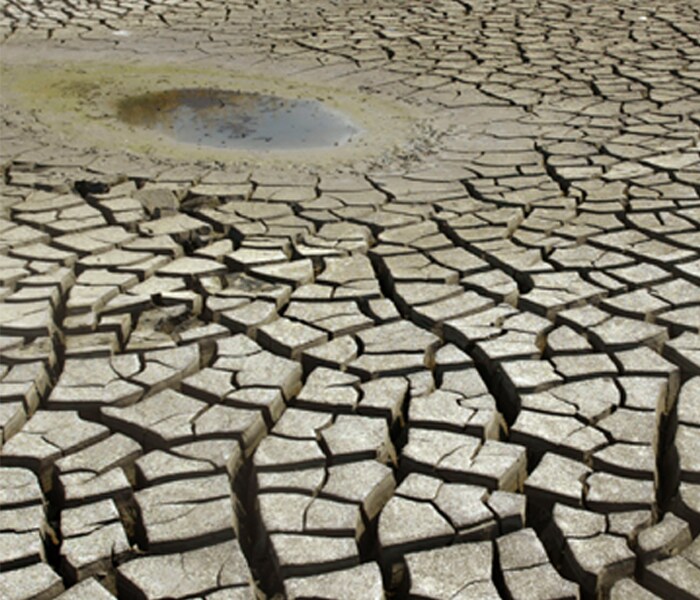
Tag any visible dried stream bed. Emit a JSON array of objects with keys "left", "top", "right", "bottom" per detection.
[{"left": 1, "top": 1, "right": 699, "bottom": 599}]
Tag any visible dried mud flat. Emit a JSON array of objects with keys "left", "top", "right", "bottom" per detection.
[{"left": 1, "top": 1, "right": 699, "bottom": 599}]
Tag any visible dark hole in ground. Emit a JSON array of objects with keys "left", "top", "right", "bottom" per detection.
[{"left": 117, "top": 88, "right": 360, "bottom": 150}]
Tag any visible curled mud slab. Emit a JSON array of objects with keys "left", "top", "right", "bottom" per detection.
[{"left": 1, "top": 2, "right": 700, "bottom": 600}]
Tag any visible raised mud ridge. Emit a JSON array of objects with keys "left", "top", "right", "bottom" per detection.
[{"left": 1, "top": 1, "right": 699, "bottom": 599}]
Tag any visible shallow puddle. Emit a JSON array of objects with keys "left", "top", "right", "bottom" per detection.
[{"left": 116, "top": 88, "right": 360, "bottom": 150}]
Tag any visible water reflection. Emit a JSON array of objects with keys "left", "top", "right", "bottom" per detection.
[{"left": 117, "top": 88, "right": 360, "bottom": 150}]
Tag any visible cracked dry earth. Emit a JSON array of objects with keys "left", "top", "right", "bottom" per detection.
[{"left": 1, "top": 1, "right": 700, "bottom": 600}]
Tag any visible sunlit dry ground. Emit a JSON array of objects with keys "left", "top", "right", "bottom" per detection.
[{"left": 1, "top": 1, "right": 699, "bottom": 598}]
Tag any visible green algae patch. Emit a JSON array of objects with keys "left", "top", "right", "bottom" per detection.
[{"left": 0, "top": 60, "right": 428, "bottom": 167}]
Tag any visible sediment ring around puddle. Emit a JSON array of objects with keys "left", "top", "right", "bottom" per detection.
[{"left": 1, "top": 59, "right": 437, "bottom": 168}]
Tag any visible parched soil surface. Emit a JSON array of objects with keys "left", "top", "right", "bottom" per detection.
[{"left": 1, "top": 1, "right": 699, "bottom": 599}]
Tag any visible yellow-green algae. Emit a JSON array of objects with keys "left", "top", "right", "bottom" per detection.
[{"left": 1, "top": 60, "right": 428, "bottom": 167}]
